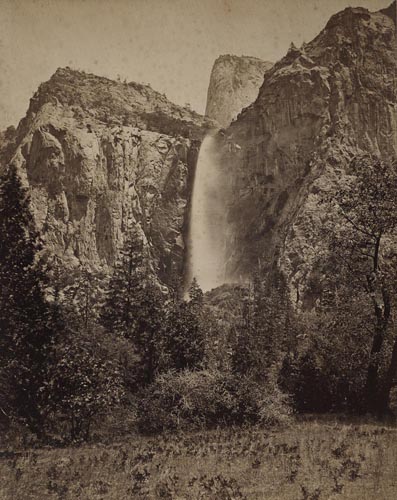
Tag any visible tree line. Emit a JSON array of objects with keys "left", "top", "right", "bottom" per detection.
[
  {"left": 1, "top": 155, "right": 397, "bottom": 443},
  {"left": 0, "top": 164, "right": 208, "bottom": 441}
]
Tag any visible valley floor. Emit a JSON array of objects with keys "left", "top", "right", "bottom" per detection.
[{"left": 1, "top": 418, "right": 397, "bottom": 499}]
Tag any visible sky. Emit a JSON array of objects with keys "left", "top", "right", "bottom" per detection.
[{"left": 0, "top": 0, "right": 390, "bottom": 130}]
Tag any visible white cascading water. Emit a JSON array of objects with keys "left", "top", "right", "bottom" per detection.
[{"left": 189, "top": 134, "right": 228, "bottom": 292}]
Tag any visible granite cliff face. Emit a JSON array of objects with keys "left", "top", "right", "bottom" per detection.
[
  {"left": 8, "top": 68, "right": 214, "bottom": 283},
  {"left": 217, "top": 2, "right": 397, "bottom": 306},
  {"left": 4, "top": 2, "right": 397, "bottom": 297},
  {"left": 205, "top": 55, "right": 273, "bottom": 128}
]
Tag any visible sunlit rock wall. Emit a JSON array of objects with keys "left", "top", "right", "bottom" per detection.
[
  {"left": 218, "top": 3, "right": 397, "bottom": 306},
  {"left": 205, "top": 55, "right": 273, "bottom": 128},
  {"left": 9, "top": 68, "right": 212, "bottom": 283}
]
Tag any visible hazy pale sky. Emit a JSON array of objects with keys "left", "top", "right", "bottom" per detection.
[{"left": 0, "top": 0, "right": 389, "bottom": 129}]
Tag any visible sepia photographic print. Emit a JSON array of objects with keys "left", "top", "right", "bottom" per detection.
[{"left": 1, "top": 0, "right": 397, "bottom": 498}]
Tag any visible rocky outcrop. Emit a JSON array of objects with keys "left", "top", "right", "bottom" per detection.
[
  {"left": 9, "top": 68, "right": 214, "bottom": 283},
  {"left": 205, "top": 55, "right": 273, "bottom": 128},
  {"left": 5, "top": 2, "right": 397, "bottom": 300},
  {"left": 218, "top": 2, "right": 397, "bottom": 307}
]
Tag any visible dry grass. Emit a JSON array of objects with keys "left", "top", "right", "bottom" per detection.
[{"left": 1, "top": 418, "right": 397, "bottom": 499}]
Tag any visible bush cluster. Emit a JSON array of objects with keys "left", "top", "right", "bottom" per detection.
[{"left": 138, "top": 369, "right": 292, "bottom": 433}]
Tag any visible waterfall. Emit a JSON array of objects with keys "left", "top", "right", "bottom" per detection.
[{"left": 188, "top": 134, "right": 228, "bottom": 292}]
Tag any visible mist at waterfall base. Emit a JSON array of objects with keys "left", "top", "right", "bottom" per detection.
[{"left": 188, "top": 135, "right": 230, "bottom": 292}]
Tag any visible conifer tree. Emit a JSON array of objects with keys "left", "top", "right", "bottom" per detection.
[
  {"left": 58, "top": 264, "right": 106, "bottom": 333},
  {"left": 160, "top": 278, "right": 205, "bottom": 371},
  {"left": 100, "top": 224, "right": 164, "bottom": 384},
  {"left": 232, "top": 272, "right": 292, "bottom": 381},
  {"left": 0, "top": 165, "right": 53, "bottom": 433}
]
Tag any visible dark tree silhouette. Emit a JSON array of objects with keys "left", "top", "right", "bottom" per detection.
[
  {"left": 0, "top": 165, "right": 53, "bottom": 433},
  {"left": 160, "top": 278, "right": 205, "bottom": 371},
  {"left": 330, "top": 156, "right": 397, "bottom": 413},
  {"left": 101, "top": 224, "right": 165, "bottom": 384}
]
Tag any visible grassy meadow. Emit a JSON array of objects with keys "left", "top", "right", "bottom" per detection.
[{"left": 1, "top": 418, "right": 397, "bottom": 499}]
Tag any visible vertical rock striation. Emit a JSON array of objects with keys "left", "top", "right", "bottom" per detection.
[
  {"left": 216, "top": 2, "right": 397, "bottom": 306},
  {"left": 4, "top": 1, "right": 397, "bottom": 298}
]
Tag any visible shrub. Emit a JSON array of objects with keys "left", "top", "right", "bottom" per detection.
[
  {"left": 138, "top": 369, "right": 235, "bottom": 433},
  {"left": 138, "top": 369, "right": 292, "bottom": 433},
  {"left": 256, "top": 379, "right": 293, "bottom": 426},
  {"left": 229, "top": 376, "right": 293, "bottom": 426}
]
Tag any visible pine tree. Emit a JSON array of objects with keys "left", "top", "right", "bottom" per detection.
[
  {"left": 232, "top": 271, "right": 292, "bottom": 381},
  {"left": 100, "top": 224, "right": 165, "bottom": 384},
  {"left": 56, "top": 263, "right": 107, "bottom": 333},
  {"left": 101, "top": 225, "right": 146, "bottom": 337},
  {"left": 0, "top": 165, "right": 53, "bottom": 433},
  {"left": 160, "top": 278, "right": 205, "bottom": 371},
  {"left": 188, "top": 277, "right": 204, "bottom": 305}
]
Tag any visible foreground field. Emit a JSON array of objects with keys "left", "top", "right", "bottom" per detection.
[{"left": 1, "top": 419, "right": 397, "bottom": 499}]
